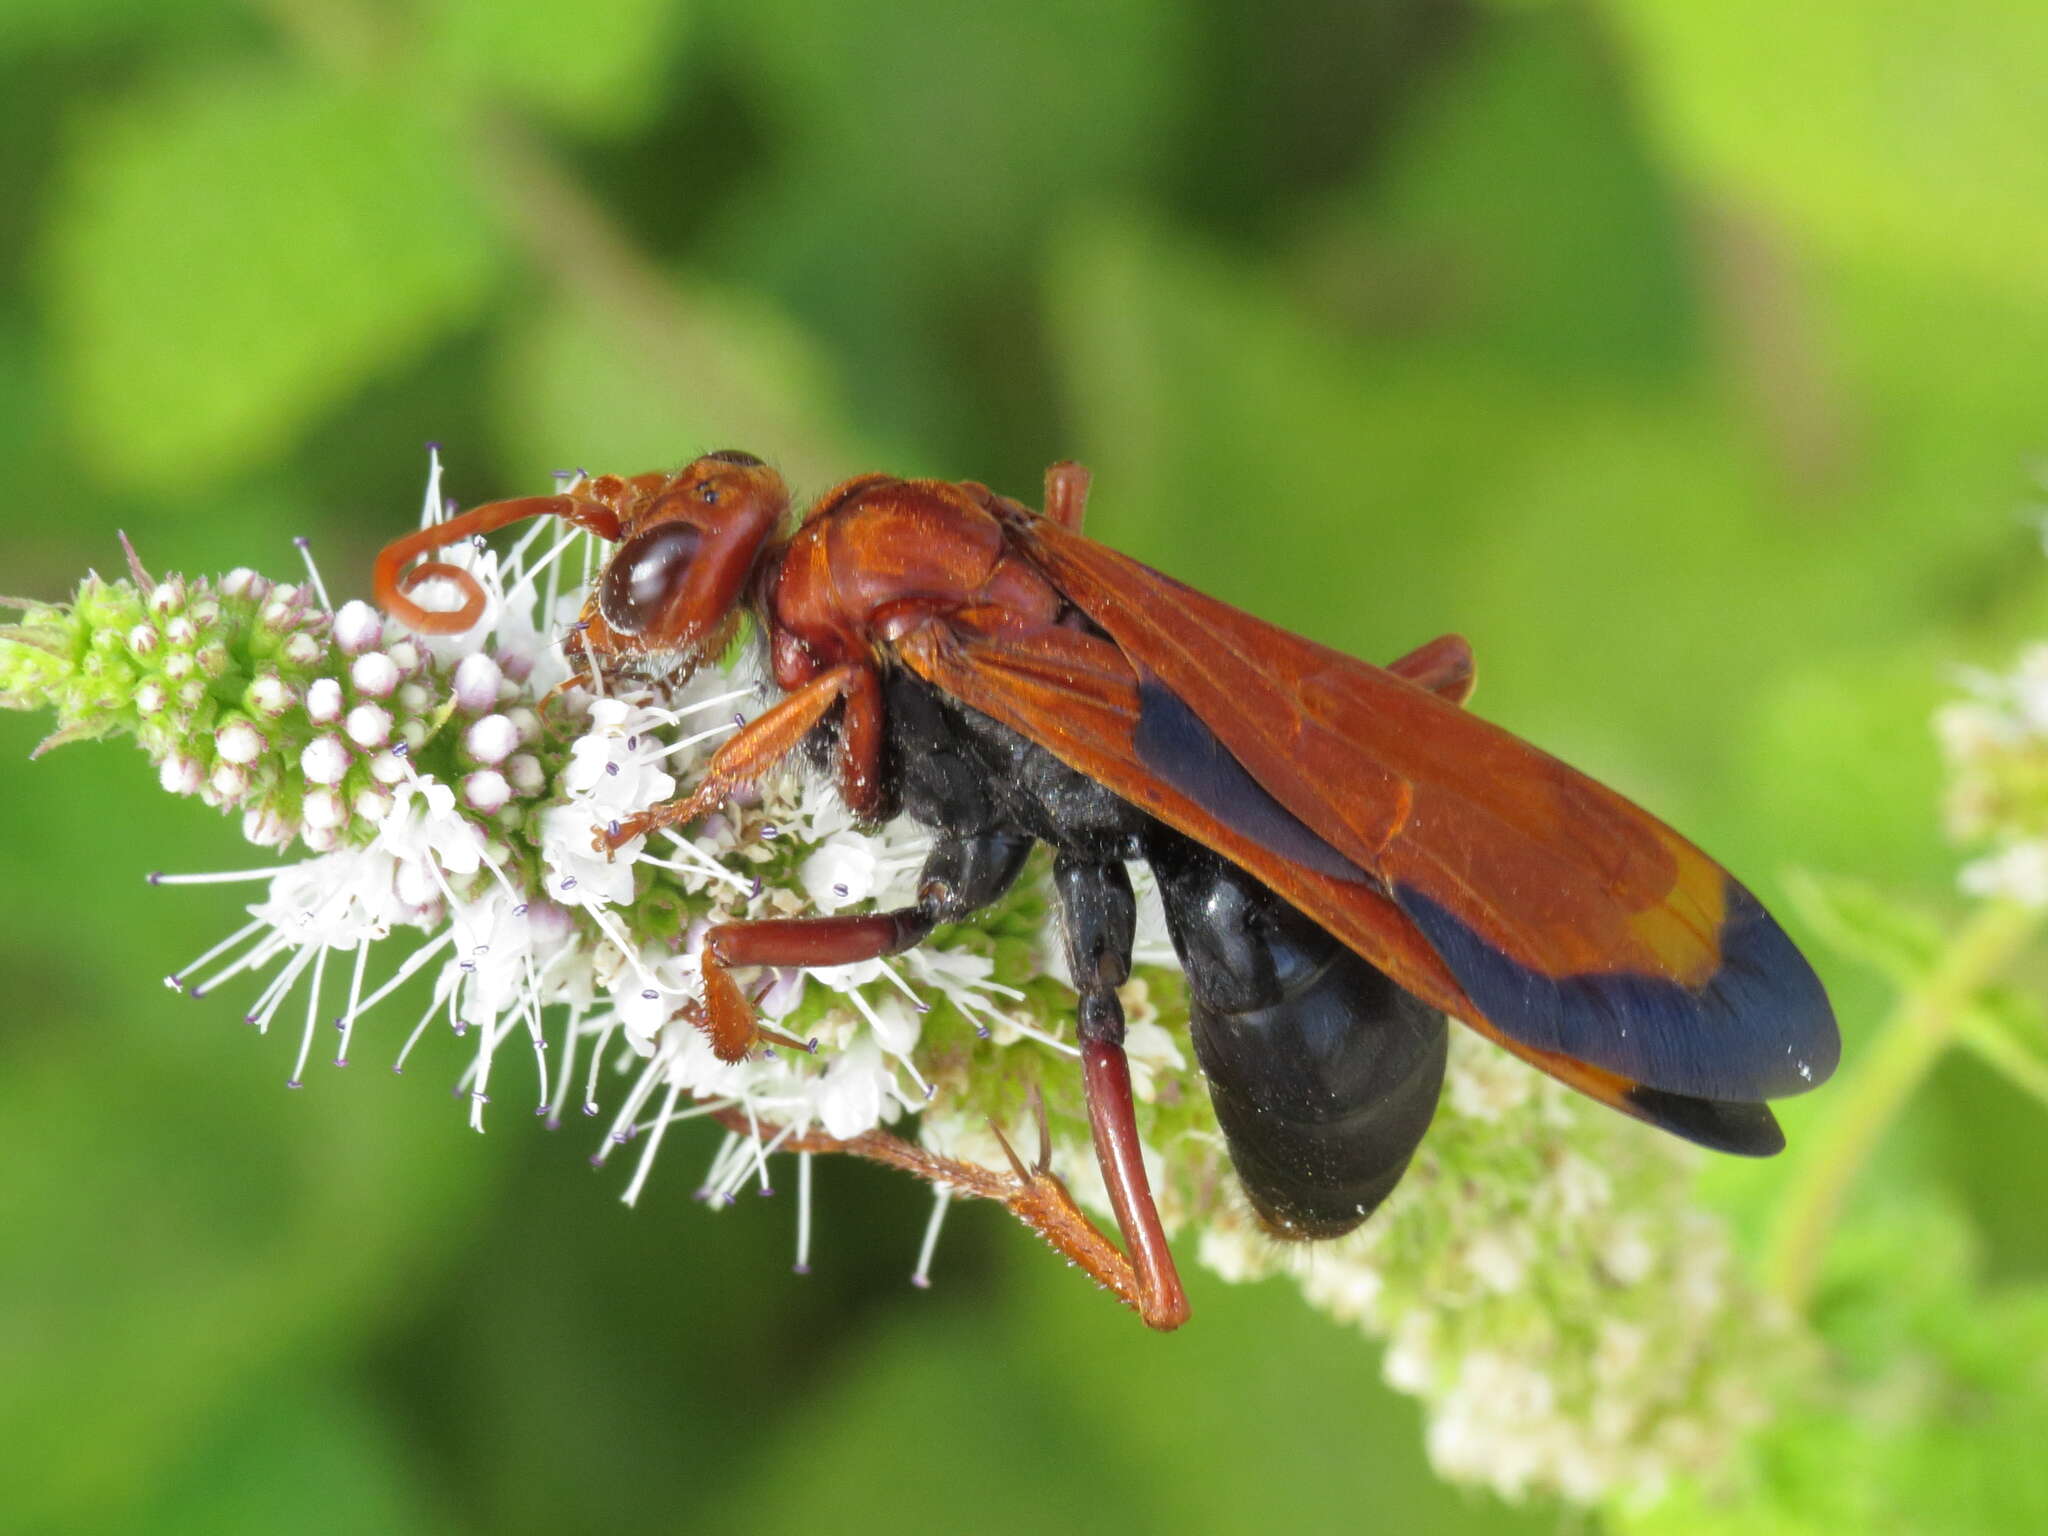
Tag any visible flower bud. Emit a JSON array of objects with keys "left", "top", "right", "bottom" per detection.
[
  {"left": 452, "top": 653, "right": 502, "bottom": 713},
  {"left": 248, "top": 673, "right": 297, "bottom": 718},
  {"left": 302, "top": 785, "right": 349, "bottom": 830},
  {"left": 209, "top": 761, "right": 251, "bottom": 800},
  {"left": 306, "top": 677, "right": 344, "bottom": 723},
  {"left": 345, "top": 702, "right": 393, "bottom": 749},
  {"left": 220, "top": 568, "right": 272, "bottom": 602},
  {"left": 506, "top": 753, "right": 545, "bottom": 795},
  {"left": 333, "top": 600, "right": 384, "bottom": 656},
  {"left": 158, "top": 753, "right": 203, "bottom": 795},
  {"left": 302, "top": 734, "right": 351, "bottom": 786},
  {"left": 241, "top": 804, "right": 298, "bottom": 847},
  {"left": 465, "top": 714, "right": 520, "bottom": 766},
  {"left": 463, "top": 769, "right": 511, "bottom": 815},
  {"left": 127, "top": 623, "right": 160, "bottom": 655},
  {"left": 282, "top": 633, "right": 326, "bottom": 669},
  {"left": 350, "top": 652, "right": 400, "bottom": 700},
  {"left": 214, "top": 718, "right": 267, "bottom": 765}
]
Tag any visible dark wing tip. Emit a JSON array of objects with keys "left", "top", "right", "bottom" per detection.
[
  {"left": 1621, "top": 1086, "right": 1785, "bottom": 1157},
  {"left": 1395, "top": 876, "right": 1839, "bottom": 1104}
]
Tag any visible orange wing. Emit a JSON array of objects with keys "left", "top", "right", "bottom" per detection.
[{"left": 897, "top": 511, "right": 1835, "bottom": 1141}]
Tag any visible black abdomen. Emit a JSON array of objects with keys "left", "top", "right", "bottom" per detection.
[{"left": 1147, "top": 835, "right": 1447, "bottom": 1239}]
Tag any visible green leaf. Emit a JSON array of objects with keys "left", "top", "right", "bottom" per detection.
[
  {"left": 45, "top": 69, "right": 502, "bottom": 490},
  {"left": 420, "top": 0, "right": 693, "bottom": 138},
  {"left": 0, "top": 0, "right": 221, "bottom": 54},
  {"left": 1780, "top": 869, "right": 1946, "bottom": 986},
  {"left": 1607, "top": 1, "right": 2048, "bottom": 306}
]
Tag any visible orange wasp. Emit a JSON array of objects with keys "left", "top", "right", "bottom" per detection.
[{"left": 375, "top": 452, "right": 1837, "bottom": 1330}]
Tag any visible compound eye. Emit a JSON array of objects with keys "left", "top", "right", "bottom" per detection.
[{"left": 599, "top": 523, "right": 702, "bottom": 635}]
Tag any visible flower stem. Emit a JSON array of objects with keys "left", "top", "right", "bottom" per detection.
[{"left": 1766, "top": 899, "right": 2043, "bottom": 1310}]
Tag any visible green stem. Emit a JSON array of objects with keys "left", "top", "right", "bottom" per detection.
[{"left": 1766, "top": 899, "right": 2043, "bottom": 1311}]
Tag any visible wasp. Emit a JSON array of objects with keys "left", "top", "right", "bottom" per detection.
[{"left": 375, "top": 452, "right": 1837, "bottom": 1329}]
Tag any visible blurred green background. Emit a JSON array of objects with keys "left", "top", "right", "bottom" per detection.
[{"left": 4, "top": 1, "right": 2046, "bottom": 1532}]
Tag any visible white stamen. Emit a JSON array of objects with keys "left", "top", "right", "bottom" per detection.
[
  {"left": 911, "top": 1187, "right": 954, "bottom": 1289},
  {"left": 167, "top": 916, "right": 268, "bottom": 989},
  {"left": 294, "top": 535, "right": 333, "bottom": 612},
  {"left": 794, "top": 1153, "right": 815, "bottom": 1273},
  {"left": 622, "top": 1078, "right": 687, "bottom": 1205},
  {"left": 288, "top": 945, "right": 330, "bottom": 1086},
  {"left": 149, "top": 865, "right": 299, "bottom": 886}
]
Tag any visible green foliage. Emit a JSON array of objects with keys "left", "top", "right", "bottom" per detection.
[
  {"left": 46, "top": 69, "right": 501, "bottom": 489},
  {"left": 420, "top": 0, "right": 693, "bottom": 138}
]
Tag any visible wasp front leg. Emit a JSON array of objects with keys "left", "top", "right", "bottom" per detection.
[{"left": 595, "top": 662, "right": 875, "bottom": 854}]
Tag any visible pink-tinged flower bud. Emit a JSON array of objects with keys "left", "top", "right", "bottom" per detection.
[
  {"left": 127, "top": 623, "right": 160, "bottom": 655},
  {"left": 350, "top": 652, "right": 400, "bottom": 700},
  {"left": 220, "top": 568, "right": 272, "bottom": 602},
  {"left": 177, "top": 677, "right": 207, "bottom": 710},
  {"left": 353, "top": 784, "right": 395, "bottom": 823},
  {"left": 345, "top": 702, "right": 393, "bottom": 749},
  {"left": 300, "top": 823, "right": 343, "bottom": 853},
  {"left": 306, "top": 677, "right": 344, "bottom": 723},
  {"left": 215, "top": 718, "right": 267, "bottom": 765},
  {"left": 282, "top": 633, "right": 325, "bottom": 668},
  {"left": 303, "top": 785, "right": 350, "bottom": 831},
  {"left": 505, "top": 753, "right": 545, "bottom": 795},
  {"left": 248, "top": 674, "right": 297, "bottom": 718},
  {"left": 158, "top": 753, "right": 203, "bottom": 795},
  {"left": 188, "top": 600, "right": 221, "bottom": 628},
  {"left": 333, "top": 600, "right": 384, "bottom": 656},
  {"left": 242, "top": 805, "right": 297, "bottom": 847},
  {"left": 164, "top": 615, "right": 199, "bottom": 648},
  {"left": 162, "top": 652, "right": 193, "bottom": 680},
  {"left": 369, "top": 750, "right": 408, "bottom": 785},
  {"left": 209, "top": 761, "right": 251, "bottom": 799},
  {"left": 452, "top": 653, "right": 503, "bottom": 713},
  {"left": 148, "top": 578, "right": 186, "bottom": 616},
  {"left": 386, "top": 639, "right": 423, "bottom": 676},
  {"left": 465, "top": 713, "right": 520, "bottom": 766},
  {"left": 463, "top": 770, "right": 511, "bottom": 815},
  {"left": 302, "top": 734, "right": 351, "bottom": 786},
  {"left": 196, "top": 641, "right": 230, "bottom": 678},
  {"left": 136, "top": 680, "right": 168, "bottom": 715}
]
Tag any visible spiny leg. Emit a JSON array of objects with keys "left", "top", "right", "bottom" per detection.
[
  {"left": 1052, "top": 852, "right": 1190, "bottom": 1331},
  {"left": 706, "top": 1097, "right": 1149, "bottom": 1318},
  {"left": 597, "top": 662, "right": 865, "bottom": 853}
]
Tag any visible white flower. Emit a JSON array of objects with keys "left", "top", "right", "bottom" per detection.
[{"left": 799, "top": 833, "right": 884, "bottom": 910}]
